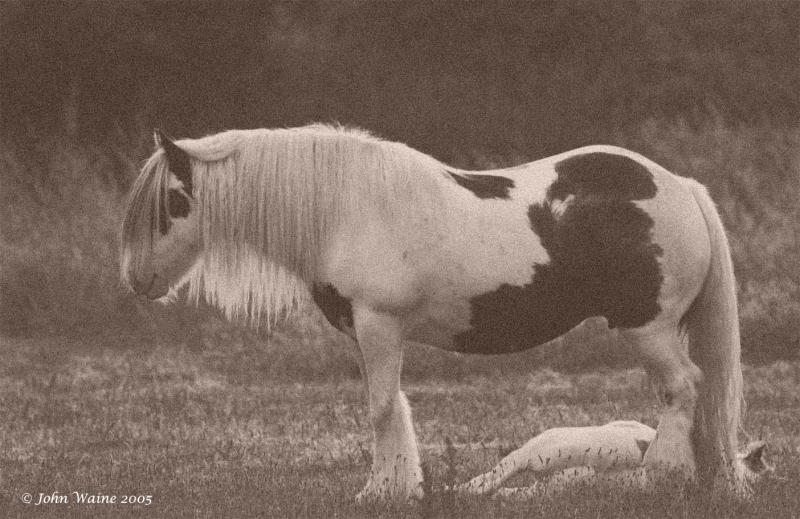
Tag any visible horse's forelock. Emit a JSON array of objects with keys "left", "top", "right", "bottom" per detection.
[{"left": 119, "top": 151, "right": 170, "bottom": 286}]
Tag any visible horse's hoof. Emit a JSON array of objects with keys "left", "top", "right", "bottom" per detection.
[{"left": 355, "top": 481, "right": 423, "bottom": 504}]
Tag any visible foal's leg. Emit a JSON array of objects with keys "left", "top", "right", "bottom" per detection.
[
  {"left": 622, "top": 322, "right": 702, "bottom": 479},
  {"left": 353, "top": 306, "right": 422, "bottom": 501}
]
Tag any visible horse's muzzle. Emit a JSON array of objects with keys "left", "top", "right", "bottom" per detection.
[{"left": 132, "top": 274, "right": 169, "bottom": 300}]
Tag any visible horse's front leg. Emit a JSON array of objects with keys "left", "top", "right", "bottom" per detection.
[{"left": 353, "top": 305, "right": 422, "bottom": 502}]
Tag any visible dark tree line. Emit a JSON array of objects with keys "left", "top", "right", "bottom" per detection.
[
  {"left": 1, "top": 1, "right": 799, "bottom": 362},
  {"left": 2, "top": 1, "right": 799, "bottom": 160}
]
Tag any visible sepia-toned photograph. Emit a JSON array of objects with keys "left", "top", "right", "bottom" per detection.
[{"left": 1, "top": 1, "right": 798, "bottom": 517}]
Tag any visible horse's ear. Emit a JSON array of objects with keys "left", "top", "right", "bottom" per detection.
[
  {"left": 154, "top": 129, "right": 193, "bottom": 194},
  {"left": 153, "top": 129, "right": 166, "bottom": 149},
  {"left": 154, "top": 129, "right": 177, "bottom": 151}
]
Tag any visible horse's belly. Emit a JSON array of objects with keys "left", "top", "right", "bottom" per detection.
[{"left": 406, "top": 287, "right": 591, "bottom": 354}]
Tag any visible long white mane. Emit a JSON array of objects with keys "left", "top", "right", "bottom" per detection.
[{"left": 127, "top": 124, "right": 452, "bottom": 327}]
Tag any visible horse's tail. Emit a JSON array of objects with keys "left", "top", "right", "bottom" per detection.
[{"left": 684, "top": 179, "right": 747, "bottom": 494}]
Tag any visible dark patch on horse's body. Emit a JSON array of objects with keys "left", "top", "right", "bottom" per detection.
[
  {"left": 549, "top": 153, "right": 657, "bottom": 201},
  {"left": 160, "top": 133, "right": 193, "bottom": 195},
  {"left": 312, "top": 283, "right": 354, "bottom": 332},
  {"left": 158, "top": 189, "right": 191, "bottom": 235},
  {"left": 448, "top": 171, "right": 514, "bottom": 199},
  {"left": 453, "top": 152, "right": 663, "bottom": 354},
  {"left": 168, "top": 189, "right": 190, "bottom": 218}
]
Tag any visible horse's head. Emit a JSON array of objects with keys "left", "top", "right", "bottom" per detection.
[{"left": 120, "top": 130, "right": 201, "bottom": 300}]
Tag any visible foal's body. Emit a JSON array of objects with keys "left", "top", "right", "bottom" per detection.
[
  {"left": 121, "top": 126, "right": 745, "bottom": 501},
  {"left": 457, "top": 421, "right": 769, "bottom": 498}
]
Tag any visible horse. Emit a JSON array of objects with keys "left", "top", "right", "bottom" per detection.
[
  {"left": 455, "top": 421, "right": 769, "bottom": 498},
  {"left": 120, "top": 124, "right": 747, "bottom": 501}
]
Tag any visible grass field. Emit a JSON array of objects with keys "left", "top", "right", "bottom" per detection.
[
  {"left": 1, "top": 336, "right": 799, "bottom": 518},
  {"left": 3, "top": 4, "right": 799, "bottom": 516}
]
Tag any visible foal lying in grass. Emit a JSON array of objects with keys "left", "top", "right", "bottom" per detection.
[{"left": 455, "top": 421, "right": 771, "bottom": 498}]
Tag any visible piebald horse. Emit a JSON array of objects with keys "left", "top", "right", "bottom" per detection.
[{"left": 120, "top": 125, "right": 746, "bottom": 500}]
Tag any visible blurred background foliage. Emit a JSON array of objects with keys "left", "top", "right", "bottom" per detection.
[{"left": 1, "top": 0, "right": 798, "bottom": 374}]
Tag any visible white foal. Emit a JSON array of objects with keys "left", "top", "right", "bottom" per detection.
[{"left": 456, "top": 421, "right": 771, "bottom": 499}]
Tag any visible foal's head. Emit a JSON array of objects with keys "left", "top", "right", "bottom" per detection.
[{"left": 120, "top": 131, "right": 201, "bottom": 300}]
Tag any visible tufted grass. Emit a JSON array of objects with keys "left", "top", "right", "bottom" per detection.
[{"left": 1, "top": 337, "right": 798, "bottom": 518}]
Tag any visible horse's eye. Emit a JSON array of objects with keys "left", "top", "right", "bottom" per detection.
[
  {"left": 157, "top": 189, "right": 190, "bottom": 235},
  {"left": 169, "top": 189, "right": 190, "bottom": 218}
]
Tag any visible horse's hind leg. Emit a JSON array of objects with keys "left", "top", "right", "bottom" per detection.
[
  {"left": 353, "top": 306, "right": 422, "bottom": 502},
  {"left": 622, "top": 322, "right": 702, "bottom": 479}
]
